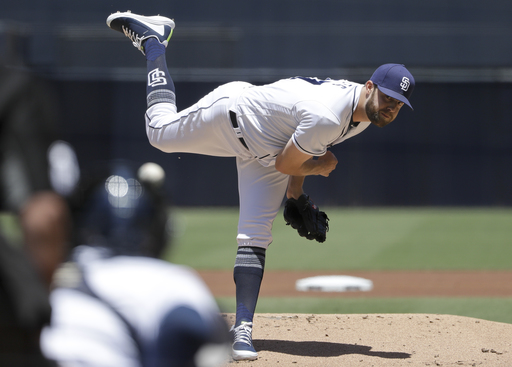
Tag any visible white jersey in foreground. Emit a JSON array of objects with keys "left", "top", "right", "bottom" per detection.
[{"left": 41, "top": 246, "right": 229, "bottom": 367}]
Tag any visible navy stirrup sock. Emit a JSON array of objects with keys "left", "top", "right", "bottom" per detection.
[
  {"left": 233, "top": 247, "right": 266, "bottom": 326},
  {"left": 144, "top": 38, "right": 176, "bottom": 108},
  {"left": 145, "top": 37, "right": 166, "bottom": 61}
]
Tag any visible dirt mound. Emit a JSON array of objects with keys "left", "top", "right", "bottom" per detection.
[{"left": 224, "top": 313, "right": 512, "bottom": 366}]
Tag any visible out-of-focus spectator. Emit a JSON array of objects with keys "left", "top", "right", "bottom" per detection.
[
  {"left": 0, "top": 65, "right": 60, "bottom": 213},
  {"left": 0, "top": 48, "right": 76, "bottom": 365},
  {"left": 0, "top": 225, "right": 57, "bottom": 366},
  {"left": 19, "top": 191, "right": 72, "bottom": 289},
  {"left": 41, "top": 161, "right": 230, "bottom": 367},
  {"left": 0, "top": 190, "right": 70, "bottom": 365}
]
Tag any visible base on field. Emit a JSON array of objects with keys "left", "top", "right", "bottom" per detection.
[{"left": 295, "top": 275, "right": 373, "bottom": 292}]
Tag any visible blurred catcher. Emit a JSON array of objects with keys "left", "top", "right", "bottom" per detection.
[{"left": 41, "top": 161, "right": 230, "bottom": 367}]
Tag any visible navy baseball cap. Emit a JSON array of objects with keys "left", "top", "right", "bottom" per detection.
[{"left": 370, "top": 63, "right": 415, "bottom": 110}]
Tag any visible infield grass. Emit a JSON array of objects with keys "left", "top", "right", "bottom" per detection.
[
  {"left": 216, "top": 297, "right": 512, "bottom": 324},
  {"left": 166, "top": 206, "right": 512, "bottom": 324},
  {"left": 166, "top": 207, "right": 512, "bottom": 271},
  {"left": 4, "top": 207, "right": 511, "bottom": 324}
]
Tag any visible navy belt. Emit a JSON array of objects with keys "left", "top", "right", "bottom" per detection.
[{"left": 229, "top": 111, "right": 249, "bottom": 150}]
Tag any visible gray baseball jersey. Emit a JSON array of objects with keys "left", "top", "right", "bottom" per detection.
[
  {"left": 146, "top": 78, "right": 370, "bottom": 248},
  {"left": 234, "top": 78, "right": 370, "bottom": 167}
]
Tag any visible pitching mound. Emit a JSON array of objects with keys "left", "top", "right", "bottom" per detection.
[{"left": 224, "top": 313, "right": 512, "bottom": 366}]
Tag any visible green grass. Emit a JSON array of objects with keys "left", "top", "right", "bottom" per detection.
[
  {"left": 4, "top": 207, "right": 512, "bottom": 324},
  {"left": 0, "top": 212, "right": 23, "bottom": 246},
  {"left": 216, "top": 297, "right": 512, "bottom": 324},
  {"left": 166, "top": 207, "right": 512, "bottom": 271},
  {"left": 166, "top": 206, "right": 512, "bottom": 324}
]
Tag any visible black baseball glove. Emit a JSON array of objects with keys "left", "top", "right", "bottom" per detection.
[{"left": 283, "top": 193, "right": 329, "bottom": 243}]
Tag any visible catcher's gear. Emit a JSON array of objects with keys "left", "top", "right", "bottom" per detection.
[
  {"left": 283, "top": 194, "right": 329, "bottom": 242},
  {"left": 70, "top": 161, "right": 170, "bottom": 258}
]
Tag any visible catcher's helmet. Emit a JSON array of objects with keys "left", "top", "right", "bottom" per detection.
[{"left": 71, "top": 161, "right": 169, "bottom": 258}]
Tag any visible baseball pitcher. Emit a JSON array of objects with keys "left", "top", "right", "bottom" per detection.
[{"left": 106, "top": 11, "right": 415, "bottom": 361}]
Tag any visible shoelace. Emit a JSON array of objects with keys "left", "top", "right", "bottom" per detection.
[
  {"left": 122, "top": 26, "right": 144, "bottom": 52},
  {"left": 232, "top": 322, "right": 253, "bottom": 345}
]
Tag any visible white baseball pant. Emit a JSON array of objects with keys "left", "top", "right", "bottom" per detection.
[{"left": 145, "top": 81, "right": 289, "bottom": 249}]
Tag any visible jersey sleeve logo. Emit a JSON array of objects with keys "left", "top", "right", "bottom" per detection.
[
  {"left": 292, "top": 76, "right": 350, "bottom": 89},
  {"left": 148, "top": 68, "right": 167, "bottom": 87},
  {"left": 293, "top": 76, "right": 329, "bottom": 85}
]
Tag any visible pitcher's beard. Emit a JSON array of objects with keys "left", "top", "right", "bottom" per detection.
[{"left": 365, "top": 97, "right": 381, "bottom": 125}]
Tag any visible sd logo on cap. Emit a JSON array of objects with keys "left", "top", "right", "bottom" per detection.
[{"left": 370, "top": 64, "right": 415, "bottom": 110}]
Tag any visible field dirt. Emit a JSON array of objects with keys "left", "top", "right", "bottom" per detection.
[{"left": 198, "top": 270, "right": 512, "bottom": 366}]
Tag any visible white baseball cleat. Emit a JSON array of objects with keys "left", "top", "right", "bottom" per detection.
[
  {"left": 231, "top": 322, "right": 258, "bottom": 361},
  {"left": 106, "top": 11, "right": 175, "bottom": 55}
]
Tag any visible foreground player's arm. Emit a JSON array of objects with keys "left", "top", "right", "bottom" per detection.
[
  {"left": 156, "top": 306, "right": 230, "bottom": 367},
  {"left": 275, "top": 139, "right": 338, "bottom": 177}
]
